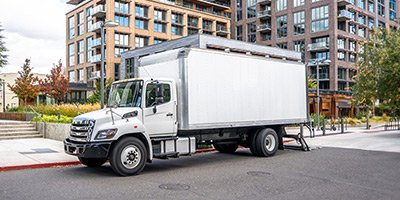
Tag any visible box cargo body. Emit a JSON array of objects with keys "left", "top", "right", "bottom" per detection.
[{"left": 138, "top": 47, "right": 308, "bottom": 131}]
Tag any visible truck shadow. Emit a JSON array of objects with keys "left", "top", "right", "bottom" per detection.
[{"left": 62, "top": 148, "right": 290, "bottom": 178}]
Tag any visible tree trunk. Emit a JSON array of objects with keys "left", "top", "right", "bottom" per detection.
[{"left": 366, "top": 108, "right": 370, "bottom": 130}]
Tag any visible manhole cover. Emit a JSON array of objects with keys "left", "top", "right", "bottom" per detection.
[
  {"left": 159, "top": 184, "right": 190, "bottom": 191},
  {"left": 247, "top": 171, "right": 271, "bottom": 177}
]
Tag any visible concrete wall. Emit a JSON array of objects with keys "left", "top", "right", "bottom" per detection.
[{"left": 36, "top": 122, "right": 70, "bottom": 141}]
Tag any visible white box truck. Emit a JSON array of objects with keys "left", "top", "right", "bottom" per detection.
[{"left": 64, "top": 47, "right": 308, "bottom": 176}]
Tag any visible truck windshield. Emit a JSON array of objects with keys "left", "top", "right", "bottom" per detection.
[{"left": 108, "top": 81, "right": 143, "bottom": 108}]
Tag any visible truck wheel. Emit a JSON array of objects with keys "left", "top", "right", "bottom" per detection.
[
  {"left": 109, "top": 137, "right": 147, "bottom": 176},
  {"left": 213, "top": 143, "right": 238, "bottom": 153},
  {"left": 78, "top": 157, "right": 107, "bottom": 167},
  {"left": 255, "top": 128, "right": 278, "bottom": 157},
  {"left": 248, "top": 129, "right": 261, "bottom": 156}
]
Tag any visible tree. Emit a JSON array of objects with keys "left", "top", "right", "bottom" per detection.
[
  {"left": 37, "top": 60, "right": 70, "bottom": 104},
  {"left": 87, "top": 78, "right": 114, "bottom": 104},
  {"left": 307, "top": 75, "right": 317, "bottom": 89},
  {"left": 352, "top": 27, "right": 400, "bottom": 128},
  {"left": 0, "top": 23, "right": 7, "bottom": 69},
  {"left": 8, "top": 59, "right": 41, "bottom": 106}
]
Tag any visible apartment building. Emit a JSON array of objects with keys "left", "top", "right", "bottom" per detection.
[
  {"left": 65, "top": 0, "right": 231, "bottom": 96},
  {"left": 231, "top": 0, "right": 400, "bottom": 117}
]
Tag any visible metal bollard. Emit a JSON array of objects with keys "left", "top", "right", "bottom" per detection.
[
  {"left": 323, "top": 119, "right": 326, "bottom": 136},
  {"left": 41, "top": 112, "right": 44, "bottom": 118},
  {"left": 341, "top": 118, "right": 344, "bottom": 133},
  {"left": 58, "top": 112, "right": 61, "bottom": 120}
]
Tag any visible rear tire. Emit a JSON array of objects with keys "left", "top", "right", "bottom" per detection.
[
  {"left": 213, "top": 143, "right": 238, "bottom": 153},
  {"left": 109, "top": 137, "right": 147, "bottom": 176},
  {"left": 249, "top": 129, "right": 261, "bottom": 156},
  {"left": 254, "top": 128, "right": 278, "bottom": 157},
  {"left": 78, "top": 157, "right": 107, "bottom": 167}
]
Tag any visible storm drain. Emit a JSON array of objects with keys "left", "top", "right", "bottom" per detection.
[
  {"left": 159, "top": 184, "right": 190, "bottom": 191},
  {"left": 247, "top": 171, "right": 271, "bottom": 177}
]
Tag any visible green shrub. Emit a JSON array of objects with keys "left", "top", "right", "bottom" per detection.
[{"left": 30, "top": 114, "right": 73, "bottom": 124}]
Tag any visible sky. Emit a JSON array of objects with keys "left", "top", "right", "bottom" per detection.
[{"left": 0, "top": 0, "right": 74, "bottom": 74}]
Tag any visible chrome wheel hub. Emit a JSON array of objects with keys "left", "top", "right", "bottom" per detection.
[
  {"left": 265, "top": 134, "right": 276, "bottom": 152},
  {"left": 121, "top": 145, "right": 141, "bottom": 169}
]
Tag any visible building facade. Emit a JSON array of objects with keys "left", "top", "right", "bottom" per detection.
[
  {"left": 65, "top": 0, "right": 231, "bottom": 90},
  {"left": 231, "top": 0, "right": 400, "bottom": 117}
]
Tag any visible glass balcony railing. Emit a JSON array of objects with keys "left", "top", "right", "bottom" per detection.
[
  {"left": 257, "top": 10, "right": 271, "bottom": 18},
  {"left": 311, "top": 73, "right": 330, "bottom": 80},
  {"left": 92, "top": 4, "right": 106, "bottom": 18},
  {"left": 153, "top": 0, "right": 231, "bottom": 18},
  {"left": 92, "top": 38, "right": 101, "bottom": 48},
  {"left": 307, "top": 42, "right": 329, "bottom": 51},
  {"left": 338, "top": 10, "right": 352, "bottom": 21},
  {"left": 89, "top": 21, "right": 102, "bottom": 33}
]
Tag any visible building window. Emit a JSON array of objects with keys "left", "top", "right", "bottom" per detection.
[
  {"left": 154, "top": 23, "right": 166, "bottom": 33},
  {"left": 311, "top": 0, "right": 322, "bottom": 2},
  {"left": 338, "top": 68, "right": 346, "bottom": 80},
  {"left": 135, "top": 36, "right": 148, "bottom": 48},
  {"left": 294, "top": 0, "right": 304, "bottom": 7},
  {"left": 171, "top": 13, "right": 183, "bottom": 24},
  {"left": 358, "top": 27, "right": 366, "bottom": 37},
  {"left": 349, "top": 10, "right": 356, "bottom": 21},
  {"left": 114, "top": 64, "right": 120, "bottom": 81},
  {"left": 171, "top": 25, "right": 183, "bottom": 35},
  {"left": 203, "top": 20, "right": 213, "bottom": 31},
  {"left": 358, "top": 14, "right": 365, "bottom": 25},
  {"left": 68, "top": 71, "right": 75, "bottom": 82},
  {"left": 154, "top": 9, "right": 167, "bottom": 21},
  {"left": 338, "top": 21, "right": 346, "bottom": 31},
  {"left": 350, "top": 53, "right": 356, "bottom": 63},
  {"left": 135, "top": 19, "right": 148, "bottom": 30},
  {"left": 115, "top": 33, "right": 129, "bottom": 46},
  {"left": 368, "top": 18, "right": 374, "bottom": 29},
  {"left": 188, "top": 16, "right": 199, "bottom": 28},
  {"left": 86, "top": 66, "right": 93, "bottom": 87},
  {"left": 312, "top": 36, "right": 329, "bottom": 46},
  {"left": 338, "top": 51, "right": 346, "bottom": 61},
  {"left": 77, "top": 40, "right": 84, "bottom": 65},
  {"left": 196, "top": 4, "right": 207, "bottom": 12},
  {"left": 126, "top": 58, "right": 134, "bottom": 78},
  {"left": 358, "top": 0, "right": 365, "bottom": 9},
  {"left": 368, "top": 1, "right": 374, "bottom": 12},
  {"left": 378, "top": 21, "right": 385, "bottom": 27},
  {"left": 276, "top": 0, "right": 287, "bottom": 11},
  {"left": 68, "top": 43, "right": 75, "bottom": 66},
  {"left": 378, "top": 0, "right": 385, "bottom": 18},
  {"left": 277, "top": 15, "right": 288, "bottom": 38},
  {"left": 349, "top": 24, "right": 356, "bottom": 34},
  {"left": 236, "top": 25, "right": 243, "bottom": 41},
  {"left": 86, "top": 7, "right": 93, "bottom": 32},
  {"left": 135, "top": 5, "right": 148, "bottom": 17},
  {"left": 183, "top": 0, "right": 193, "bottom": 9},
  {"left": 154, "top": 39, "right": 165, "bottom": 44},
  {"left": 349, "top": 40, "right": 356, "bottom": 51},
  {"left": 261, "top": 33, "right": 271, "bottom": 41},
  {"left": 389, "top": 0, "right": 396, "bottom": 20},
  {"left": 188, "top": 28, "right": 199, "bottom": 35},
  {"left": 77, "top": 68, "right": 84, "bottom": 83},
  {"left": 349, "top": 69, "right": 357, "bottom": 80},
  {"left": 115, "top": 0, "right": 129, "bottom": 14},
  {"left": 277, "top": 43, "right": 287, "bottom": 49},
  {"left": 247, "top": 0, "right": 256, "bottom": 18},
  {"left": 338, "top": 38, "right": 345, "bottom": 49},
  {"left": 311, "top": 5, "right": 329, "bottom": 32},
  {"left": 68, "top": 16, "right": 75, "bottom": 39},
  {"left": 115, "top": 15, "right": 129, "bottom": 27},
  {"left": 86, "top": 37, "right": 93, "bottom": 62},
  {"left": 236, "top": 0, "right": 242, "bottom": 21},
  {"left": 311, "top": 51, "right": 329, "bottom": 60},
  {"left": 115, "top": 47, "right": 129, "bottom": 58},
  {"left": 247, "top": 22, "right": 256, "bottom": 43},
  {"left": 293, "top": 40, "right": 305, "bottom": 52},
  {"left": 338, "top": 81, "right": 346, "bottom": 91},
  {"left": 293, "top": 11, "right": 305, "bottom": 35},
  {"left": 77, "top": 11, "right": 84, "bottom": 36}
]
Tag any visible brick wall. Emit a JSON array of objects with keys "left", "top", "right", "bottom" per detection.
[{"left": 0, "top": 112, "right": 27, "bottom": 121}]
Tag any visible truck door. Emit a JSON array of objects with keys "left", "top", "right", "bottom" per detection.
[{"left": 143, "top": 82, "right": 177, "bottom": 136}]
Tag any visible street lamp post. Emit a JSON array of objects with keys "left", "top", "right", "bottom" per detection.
[
  {"left": 100, "top": 21, "right": 118, "bottom": 109},
  {"left": 314, "top": 59, "right": 331, "bottom": 130}
]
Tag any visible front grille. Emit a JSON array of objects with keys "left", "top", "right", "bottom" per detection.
[{"left": 70, "top": 118, "right": 95, "bottom": 142}]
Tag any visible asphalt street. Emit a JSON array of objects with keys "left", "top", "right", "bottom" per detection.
[{"left": 1, "top": 146, "right": 400, "bottom": 200}]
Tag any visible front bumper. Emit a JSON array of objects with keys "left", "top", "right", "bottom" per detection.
[{"left": 64, "top": 138, "right": 112, "bottom": 158}]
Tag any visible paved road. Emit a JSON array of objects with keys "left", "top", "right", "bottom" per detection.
[{"left": 1, "top": 146, "right": 400, "bottom": 200}]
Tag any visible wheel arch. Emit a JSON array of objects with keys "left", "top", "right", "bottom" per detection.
[{"left": 112, "top": 132, "right": 153, "bottom": 161}]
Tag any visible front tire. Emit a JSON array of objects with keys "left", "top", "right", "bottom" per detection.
[
  {"left": 109, "top": 137, "right": 147, "bottom": 176},
  {"left": 78, "top": 157, "right": 107, "bottom": 167},
  {"left": 213, "top": 143, "right": 238, "bottom": 153},
  {"left": 254, "top": 128, "right": 278, "bottom": 157}
]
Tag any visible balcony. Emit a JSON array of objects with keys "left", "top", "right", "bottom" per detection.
[
  {"left": 188, "top": 22, "right": 199, "bottom": 28},
  {"left": 338, "top": 10, "right": 352, "bottom": 21},
  {"left": 257, "top": 24, "right": 271, "bottom": 32},
  {"left": 92, "top": 5, "right": 106, "bottom": 18},
  {"left": 257, "top": 0, "right": 271, "bottom": 5},
  {"left": 307, "top": 42, "right": 329, "bottom": 52},
  {"left": 203, "top": 25, "right": 213, "bottom": 32},
  {"left": 216, "top": 27, "right": 230, "bottom": 35},
  {"left": 153, "top": 0, "right": 231, "bottom": 18},
  {"left": 197, "top": 0, "right": 231, "bottom": 10},
  {"left": 310, "top": 73, "right": 330, "bottom": 80},
  {"left": 337, "top": 0, "right": 352, "bottom": 6},
  {"left": 88, "top": 71, "right": 106, "bottom": 81},
  {"left": 89, "top": 21, "right": 103, "bottom": 33},
  {"left": 307, "top": 59, "right": 331, "bottom": 66},
  {"left": 90, "top": 54, "right": 105, "bottom": 64},
  {"left": 257, "top": 10, "right": 271, "bottom": 19},
  {"left": 92, "top": 38, "right": 102, "bottom": 49}
]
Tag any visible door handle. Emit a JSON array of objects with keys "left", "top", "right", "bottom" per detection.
[{"left": 166, "top": 113, "right": 173, "bottom": 117}]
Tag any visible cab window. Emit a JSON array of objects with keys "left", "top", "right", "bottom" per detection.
[{"left": 145, "top": 83, "right": 171, "bottom": 107}]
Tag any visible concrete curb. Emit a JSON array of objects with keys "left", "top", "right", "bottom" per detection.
[{"left": 0, "top": 139, "right": 297, "bottom": 172}]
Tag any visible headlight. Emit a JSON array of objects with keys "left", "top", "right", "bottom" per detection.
[{"left": 96, "top": 129, "right": 117, "bottom": 140}]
